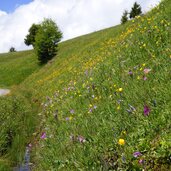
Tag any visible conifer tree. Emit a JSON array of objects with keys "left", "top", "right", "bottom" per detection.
[
  {"left": 130, "top": 2, "right": 142, "bottom": 19},
  {"left": 121, "top": 10, "right": 128, "bottom": 24}
]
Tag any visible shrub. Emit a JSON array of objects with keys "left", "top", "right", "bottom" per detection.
[{"left": 9, "top": 47, "right": 16, "bottom": 52}]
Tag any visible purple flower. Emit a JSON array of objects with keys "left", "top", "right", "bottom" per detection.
[
  {"left": 66, "top": 117, "right": 69, "bottom": 121},
  {"left": 128, "top": 70, "right": 133, "bottom": 77},
  {"left": 144, "top": 105, "right": 150, "bottom": 116},
  {"left": 70, "top": 109, "right": 75, "bottom": 114},
  {"left": 133, "top": 151, "right": 142, "bottom": 158},
  {"left": 89, "top": 108, "right": 93, "bottom": 113},
  {"left": 40, "top": 132, "right": 46, "bottom": 139}
]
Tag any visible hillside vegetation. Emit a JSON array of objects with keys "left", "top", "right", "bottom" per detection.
[
  {"left": 0, "top": 50, "right": 40, "bottom": 87},
  {"left": 0, "top": 0, "right": 171, "bottom": 170}
]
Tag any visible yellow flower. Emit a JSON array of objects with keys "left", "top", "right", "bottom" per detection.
[
  {"left": 122, "top": 131, "right": 127, "bottom": 135},
  {"left": 118, "top": 139, "right": 125, "bottom": 145},
  {"left": 118, "top": 88, "right": 123, "bottom": 92},
  {"left": 117, "top": 106, "right": 120, "bottom": 110},
  {"left": 69, "top": 116, "right": 73, "bottom": 120},
  {"left": 137, "top": 76, "right": 140, "bottom": 80},
  {"left": 142, "top": 63, "right": 146, "bottom": 67}
]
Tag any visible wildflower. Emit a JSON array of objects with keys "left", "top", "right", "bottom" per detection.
[
  {"left": 70, "top": 109, "right": 75, "bottom": 114},
  {"left": 137, "top": 76, "right": 140, "bottom": 80},
  {"left": 40, "top": 132, "right": 46, "bottom": 139},
  {"left": 139, "top": 159, "right": 145, "bottom": 165},
  {"left": 133, "top": 151, "right": 142, "bottom": 158},
  {"left": 77, "top": 136, "right": 86, "bottom": 143},
  {"left": 66, "top": 117, "right": 70, "bottom": 121},
  {"left": 93, "top": 105, "right": 97, "bottom": 109},
  {"left": 144, "top": 68, "right": 151, "bottom": 74},
  {"left": 144, "top": 105, "right": 150, "bottom": 116},
  {"left": 143, "top": 76, "right": 147, "bottom": 80},
  {"left": 142, "top": 63, "right": 146, "bottom": 67},
  {"left": 118, "top": 88, "right": 123, "bottom": 92},
  {"left": 117, "top": 105, "right": 120, "bottom": 110},
  {"left": 118, "top": 139, "right": 125, "bottom": 145},
  {"left": 66, "top": 116, "right": 73, "bottom": 121},
  {"left": 89, "top": 108, "right": 93, "bottom": 113},
  {"left": 128, "top": 70, "right": 133, "bottom": 76},
  {"left": 122, "top": 131, "right": 127, "bottom": 135}
]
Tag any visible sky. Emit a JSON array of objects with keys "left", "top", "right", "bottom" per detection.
[{"left": 0, "top": 0, "right": 160, "bottom": 53}]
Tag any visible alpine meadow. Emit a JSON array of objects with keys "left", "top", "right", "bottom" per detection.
[{"left": 0, "top": 0, "right": 171, "bottom": 170}]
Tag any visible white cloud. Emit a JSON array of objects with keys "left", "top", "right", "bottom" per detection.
[{"left": 0, "top": 0, "right": 160, "bottom": 53}]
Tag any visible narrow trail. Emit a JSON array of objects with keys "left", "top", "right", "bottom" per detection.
[{"left": 0, "top": 89, "right": 10, "bottom": 96}]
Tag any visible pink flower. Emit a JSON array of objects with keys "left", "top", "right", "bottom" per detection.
[
  {"left": 143, "top": 68, "right": 151, "bottom": 74},
  {"left": 139, "top": 159, "right": 145, "bottom": 164},
  {"left": 143, "top": 76, "right": 147, "bottom": 80},
  {"left": 40, "top": 132, "right": 46, "bottom": 139},
  {"left": 77, "top": 136, "right": 86, "bottom": 143}
]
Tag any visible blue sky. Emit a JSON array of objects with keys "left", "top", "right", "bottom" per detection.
[{"left": 0, "top": 0, "right": 33, "bottom": 13}]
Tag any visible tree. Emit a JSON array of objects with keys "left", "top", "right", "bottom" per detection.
[
  {"left": 129, "top": 2, "right": 142, "bottom": 19},
  {"left": 121, "top": 10, "right": 128, "bottom": 24},
  {"left": 9, "top": 47, "right": 16, "bottom": 52},
  {"left": 24, "top": 24, "right": 40, "bottom": 47},
  {"left": 35, "top": 18, "right": 62, "bottom": 64}
]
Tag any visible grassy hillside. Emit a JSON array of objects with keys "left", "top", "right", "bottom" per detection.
[
  {"left": 0, "top": 50, "right": 40, "bottom": 87},
  {"left": 0, "top": 0, "right": 171, "bottom": 170}
]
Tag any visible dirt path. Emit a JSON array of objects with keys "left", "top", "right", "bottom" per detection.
[{"left": 0, "top": 89, "right": 10, "bottom": 96}]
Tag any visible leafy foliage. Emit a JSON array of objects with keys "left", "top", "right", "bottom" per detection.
[
  {"left": 35, "top": 19, "right": 62, "bottom": 64},
  {"left": 24, "top": 24, "right": 40, "bottom": 47}
]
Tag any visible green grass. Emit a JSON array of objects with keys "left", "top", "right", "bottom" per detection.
[
  {"left": 0, "top": 50, "right": 40, "bottom": 87},
  {"left": 0, "top": 0, "right": 171, "bottom": 170}
]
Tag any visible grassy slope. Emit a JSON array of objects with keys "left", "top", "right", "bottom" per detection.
[
  {"left": 0, "top": 50, "right": 40, "bottom": 87},
  {"left": 0, "top": 50, "right": 41, "bottom": 170},
  {"left": 0, "top": 0, "right": 171, "bottom": 170}
]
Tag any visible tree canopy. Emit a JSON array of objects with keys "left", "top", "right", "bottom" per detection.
[
  {"left": 34, "top": 19, "right": 63, "bottom": 64},
  {"left": 24, "top": 24, "right": 40, "bottom": 47}
]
